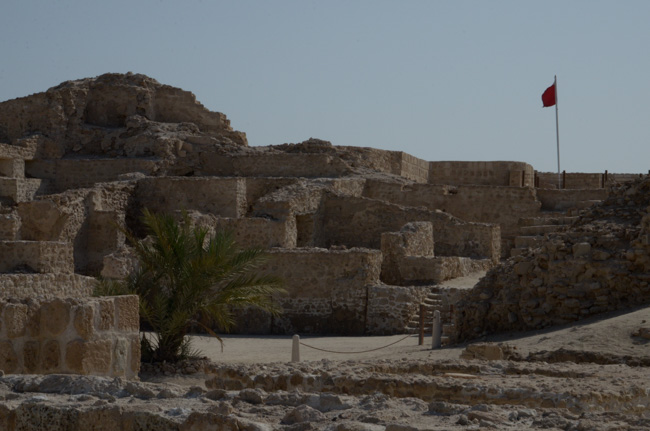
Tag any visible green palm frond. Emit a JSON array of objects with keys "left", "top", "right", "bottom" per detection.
[{"left": 97, "top": 208, "right": 285, "bottom": 363}]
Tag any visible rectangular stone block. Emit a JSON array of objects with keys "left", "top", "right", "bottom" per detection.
[{"left": 115, "top": 295, "right": 139, "bottom": 331}]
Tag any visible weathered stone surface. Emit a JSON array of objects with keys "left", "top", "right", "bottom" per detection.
[
  {"left": 73, "top": 304, "right": 94, "bottom": 340},
  {"left": 115, "top": 295, "right": 139, "bottom": 331}
]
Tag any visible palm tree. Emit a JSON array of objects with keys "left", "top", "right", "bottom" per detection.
[{"left": 97, "top": 209, "right": 284, "bottom": 363}]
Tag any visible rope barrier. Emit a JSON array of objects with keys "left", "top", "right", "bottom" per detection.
[{"left": 298, "top": 334, "right": 413, "bottom": 355}]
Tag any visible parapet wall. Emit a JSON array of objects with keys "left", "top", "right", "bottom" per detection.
[
  {"left": 0, "top": 295, "right": 140, "bottom": 378},
  {"left": 314, "top": 194, "right": 500, "bottom": 262},
  {"left": 199, "top": 153, "right": 352, "bottom": 178},
  {"left": 429, "top": 161, "right": 534, "bottom": 187}
]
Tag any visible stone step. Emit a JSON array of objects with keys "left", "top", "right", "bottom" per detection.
[
  {"left": 514, "top": 236, "right": 545, "bottom": 249},
  {"left": 519, "top": 224, "right": 564, "bottom": 235},
  {"left": 520, "top": 216, "right": 578, "bottom": 227}
]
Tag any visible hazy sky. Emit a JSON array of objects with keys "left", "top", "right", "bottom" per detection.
[{"left": 2, "top": 1, "right": 648, "bottom": 173}]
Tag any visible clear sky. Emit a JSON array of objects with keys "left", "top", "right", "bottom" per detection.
[{"left": 1, "top": 1, "right": 648, "bottom": 173}]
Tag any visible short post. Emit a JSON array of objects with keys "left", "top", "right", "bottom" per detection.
[
  {"left": 562, "top": 170, "right": 566, "bottom": 189},
  {"left": 292, "top": 334, "right": 300, "bottom": 362},
  {"left": 431, "top": 310, "right": 441, "bottom": 349},
  {"left": 418, "top": 304, "right": 425, "bottom": 346}
]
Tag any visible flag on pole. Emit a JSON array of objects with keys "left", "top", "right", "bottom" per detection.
[{"left": 542, "top": 82, "right": 556, "bottom": 107}]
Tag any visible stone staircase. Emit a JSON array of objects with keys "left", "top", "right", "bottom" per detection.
[
  {"left": 406, "top": 287, "right": 459, "bottom": 345},
  {"left": 510, "top": 214, "right": 578, "bottom": 256}
]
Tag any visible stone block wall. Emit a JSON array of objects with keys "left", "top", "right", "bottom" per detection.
[
  {"left": 536, "top": 188, "right": 608, "bottom": 211},
  {"left": 380, "top": 222, "right": 434, "bottom": 285},
  {"left": 0, "top": 241, "right": 73, "bottom": 274},
  {"left": 429, "top": 161, "right": 534, "bottom": 187},
  {"left": 0, "top": 178, "right": 44, "bottom": 203},
  {"left": 135, "top": 176, "right": 247, "bottom": 218},
  {"left": 0, "top": 295, "right": 140, "bottom": 379},
  {"left": 0, "top": 213, "right": 20, "bottom": 240},
  {"left": 260, "top": 248, "right": 382, "bottom": 335},
  {"left": 0, "top": 274, "right": 95, "bottom": 298},
  {"left": 213, "top": 217, "right": 296, "bottom": 249},
  {"left": 199, "top": 153, "right": 352, "bottom": 178},
  {"left": 314, "top": 194, "right": 500, "bottom": 262},
  {"left": 25, "top": 159, "right": 159, "bottom": 193},
  {"left": 364, "top": 180, "right": 541, "bottom": 250},
  {"left": 392, "top": 152, "right": 430, "bottom": 183},
  {"left": 365, "top": 285, "right": 430, "bottom": 335}
]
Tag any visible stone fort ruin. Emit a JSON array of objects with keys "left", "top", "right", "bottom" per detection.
[{"left": 1, "top": 73, "right": 648, "bottom": 378}]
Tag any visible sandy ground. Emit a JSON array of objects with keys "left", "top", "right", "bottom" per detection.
[{"left": 190, "top": 305, "right": 650, "bottom": 365}]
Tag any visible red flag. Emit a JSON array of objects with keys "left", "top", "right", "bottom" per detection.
[{"left": 542, "top": 83, "right": 556, "bottom": 107}]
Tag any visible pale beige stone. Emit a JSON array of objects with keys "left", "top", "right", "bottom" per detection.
[
  {"left": 98, "top": 298, "right": 115, "bottom": 331},
  {"left": 40, "top": 298, "right": 70, "bottom": 336},
  {"left": 65, "top": 339, "right": 85, "bottom": 373},
  {"left": 73, "top": 304, "right": 94, "bottom": 340},
  {"left": 42, "top": 339, "right": 61, "bottom": 372},
  {"left": 115, "top": 295, "right": 139, "bottom": 331},
  {"left": 4, "top": 303, "right": 28, "bottom": 338},
  {"left": 130, "top": 335, "right": 141, "bottom": 375},
  {"left": 82, "top": 340, "right": 112, "bottom": 374},
  {"left": 112, "top": 338, "right": 128, "bottom": 376},
  {"left": 23, "top": 340, "right": 41, "bottom": 373}
]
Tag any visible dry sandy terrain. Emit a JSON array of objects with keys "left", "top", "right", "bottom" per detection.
[{"left": 120, "top": 305, "right": 650, "bottom": 430}]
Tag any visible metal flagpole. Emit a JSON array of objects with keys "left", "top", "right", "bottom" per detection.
[{"left": 555, "top": 75, "right": 560, "bottom": 189}]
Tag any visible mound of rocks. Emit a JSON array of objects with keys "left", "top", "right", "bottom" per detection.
[{"left": 455, "top": 177, "right": 650, "bottom": 340}]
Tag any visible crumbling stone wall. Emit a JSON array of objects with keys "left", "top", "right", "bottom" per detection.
[
  {"left": 365, "top": 284, "right": 430, "bottom": 335},
  {"left": 25, "top": 159, "right": 159, "bottom": 193},
  {"left": 314, "top": 193, "right": 500, "bottom": 262},
  {"left": 454, "top": 177, "right": 650, "bottom": 341},
  {"left": 0, "top": 240, "right": 73, "bottom": 274},
  {"left": 364, "top": 179, "right": 541, "bottom": 254},
  {"left": 135, "top": 177, "right": 247, "bottom": 218},
  {"left": 257, "top": 248, "right": 382, "bottom": 335},
  {"left": 0, "top": 295, "right": 140, "bottom": 378}
]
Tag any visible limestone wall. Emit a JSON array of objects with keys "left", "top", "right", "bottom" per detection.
[
  {"left": 0, "top": 241, "right": 73, "bottom": 274},
  {"left": 199, "top": 153, "right": 352, "bottom": 178},
  {"left": 260, "top": 248, "right": 382, "bottom": 335},
  {"left": 135, "top": 176, "right": 246, "bottom": 218},
  {"left": 314, "top": 194, "right": 500, "bottom": 262},
  {"left": 364, "top": 180, "right": 541, "bottom": 245},
  {"left": 0, "top": 178, "right": 45, "bottom": 203},
  {"left": 0, "top": 295, "right": 140, "bottom": 378},
  {"left": 213, "top": 217, "right": 296, "bottom": 249},
  {"left": 0, "top": 274, "right": 95, "bottom": 298},
  {"left": 0, "top": 213, "right": 19, "bottom": 240},
  {"left": 536, "top": 188, "right": 608, "bottom": 211},
  {"left": 25, "top": 159, "right": 159, "bottom": 193},
  {"left": 365, "top": 285, "right": 430, "bottom": 335},
  {"left": 429, "top": 161, "right": 534, "bottom": 187}
]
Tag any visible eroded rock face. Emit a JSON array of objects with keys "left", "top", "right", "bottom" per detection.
[{"left": 0, "top": 72, "right": 247, "bottom": 160}]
